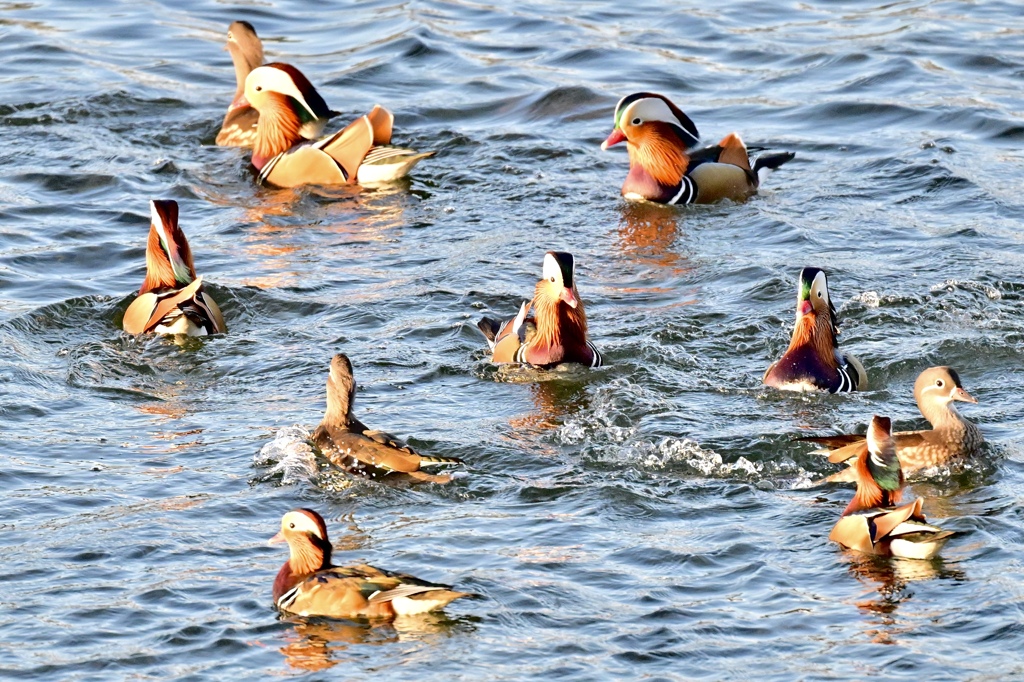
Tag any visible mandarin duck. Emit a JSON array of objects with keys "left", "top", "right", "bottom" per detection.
[
  {"left": 829, "top": 416, "right": 954, "bottom": 560},
  {"left": 806, "top": 367, "right": 983, "bottom": 480},
  {"left": 122, "top": 200, "right": 226, "bottom": 336},
  {"left": 600, "top": 92, "right": 795, "bottom": 205},
  {"left": 763, "top": 267, "right": 866, "bottom": 393},
  {"left": 243, "top": 63, "right": 434, "bottom": 187},
  {"left": 215, "top": 21, "right": 263, "bottom": 147},
  {"left": 312, "top": 354, "right": 463, "bottom": 483},
  {"left": 216, "top": 23, "right": 338, "bottom": 148},
  {"left": 477, "top": 251, "right": 603, "bottom": 369},
  {"left": 271, "top": 509, "right": 471, "bottom": 619}
]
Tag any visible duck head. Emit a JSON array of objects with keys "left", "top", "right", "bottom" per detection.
[
  {"left": 914, "top": 366, "right": 977, "bottom": 412},
  {"left": 270, "top": 509, "right": 333, "bottom": 598},
  {"left": 323, "top": 353, "right": 357, "bottom": 428},
  {"left": 244, "top": 63, "right": 334, "bottom": 165},
  {"left": 531, "top": 251, "right": 588, "bottom": 348},
  {"left": 787, "top": 266, "right": 839, "bottom": 352},
  {"left": 141, "top": 200, "right": 197, "bottom": 294},
  {"left": 601, "top": 92, "right": 700, "bottom": 187},
  {"left": 226, "top": 20, "right": 263, "bottom": 103},
  {"left": 846, "top": 415, "right": 904, "bottom": 515}
]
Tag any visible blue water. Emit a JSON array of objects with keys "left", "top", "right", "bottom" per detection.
[{"left": 2, "top": 0, "right": 1024, "bottom": 679}]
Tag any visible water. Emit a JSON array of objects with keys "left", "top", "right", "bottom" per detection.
[{"left": 2, "top": 0, "right": 1024, "bottom": 679}]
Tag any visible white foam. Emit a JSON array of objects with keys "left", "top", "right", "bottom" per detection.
[{"left": 255, "top": 425, "right": 318, "bottom": 484}]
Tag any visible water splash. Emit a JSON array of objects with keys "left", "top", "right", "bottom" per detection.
[{"left": 255, "top": 425, "right": 318, "bottom": 485}]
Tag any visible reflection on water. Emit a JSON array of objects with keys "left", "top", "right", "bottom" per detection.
[
  {"left": 841, "top": 551, "right": 966, "bottom": 644},
  {"left": 615, "top": 202, "right": 685, "bottom": 271},
  {"left": 278, "top": 613, "right": 474, "bottom": 672}
]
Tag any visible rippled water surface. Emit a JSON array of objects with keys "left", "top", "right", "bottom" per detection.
[{"left": 3, "top": 0, "right": 1024, "bottom": 679}]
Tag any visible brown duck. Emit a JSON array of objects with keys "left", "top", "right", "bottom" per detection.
[
  {"left": 271, "top": 508, "right": 471, "bottom": 619},
  {"left": 763, "top": 267, "right": 866, "bottom": 393},
  {"left": 122, "top": 200, "right": 226, "bottom": 336},
  {"left": 806, "top": 366, "right": 983, "bottom": 480},
  {"left": 829, "top": 416, "right": 954, "bottom": 560},
  {"left": 244, "top": 63, "right": 433, "bottom": 187},
  {"left": 477, "top": 251, "right": 602, "bottom": 368},
  {"left": 215, "top": 21, "right": 264, "bottom": 147},
  {"left": 311, "top": 354, "right": 463, "bottom": 483},
  {"left": 600, "top": 92, "right": 794, "bottom": 205}
]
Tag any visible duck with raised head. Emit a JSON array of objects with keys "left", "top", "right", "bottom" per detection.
[
  {"left": 216, "top": 23, "right": 338, "bottom": 148},
  {"left": 243, "top": 63, "right": 434, "bottom": 188},
  {"left": 829, "top": 416, "right": 954, "bottom": 559},
  {"left": 271, "top": 508, "right": 471, "bottom": 619},
  {"left": 763, "top": 267, "right": 865, "bottom": 393},
  {"left": 806, "top": 366, "right": 983, "bottom": 479},
  {"left": 122, "top": 200, "right": 226, "bottom": 336},
  {"left": 215, "top": 21, "right": 264, "bottom": 147},
  {"left": 477, "top": 251, "right": 602, "bottom": 369},
  {"left": 600, "top": 92, "right": 794, "bottom": 205},
  {"left": 311, "top": 354, "right": 463, "bottom": 483}
]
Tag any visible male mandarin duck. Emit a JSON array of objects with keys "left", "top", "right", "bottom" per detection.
[
  {"left": 477, "top": 251, "right": 603, "bottom": 369},
  {"left": 122, "top": 200, "right": 226, "bottom": 336},
  {"left": 806, "top": 366, "right": 983, "bottom": 480},
  {"left": 829, "top": 416, "right": 954, "bottom": 560},
  {"left": 243, "top": 63, "right": 434, "bottom": 187},
  {"left": 763, "top": 267, "right": 866, "bottom": 393},
  {"left": 600, "top": 92, "right": 795, "bottom": 205},
  {"left": 271, "top": 508, "right": 471, "bottom": 619},
  {"left": 215, "top": 21, "right": 264, "bottom": 147},
  {"left": 312, "top": 354, "right": 463, "bottom": 483}
]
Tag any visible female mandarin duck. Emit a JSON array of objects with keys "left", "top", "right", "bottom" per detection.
[
  {"left": 829, "top": 416, "right": 954, "bottom": 559},
  {"left": 477, "top": 251, "right": 603, "bottom": 369},
  {"left": 243, "top": 63, "right": 434, "bottom": 187},
  {"left": 806, "top": 366, "right": 983, "bottom": 479},
  {"left": 122, "top": 200, "right": 226, "bottom": 336},
  {"left": 600, "top": 92, "right": 794, "bottom": 204},
  {"left": 215, "top": 21, "right": 264, "bottom": 147},
  {"left": 763, "top": 267, "right": 866, "bottom": 393},
  {"left": 271, "top": 508, "right": 471, "bottom": 619},
  {"left": 215, "top": 22, "right": 338, "bottom": 147},
  {"left": 312, "top": 354, "right": 463, "bottom": 483}
]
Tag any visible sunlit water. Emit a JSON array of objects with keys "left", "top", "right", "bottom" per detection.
[{"left": 2, "top": 0, "right": 1024, "bottom": 679}]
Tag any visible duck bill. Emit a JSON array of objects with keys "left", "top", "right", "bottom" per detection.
[
  {"left": 601, "top": 128, "right": 626, "bottom": 151},
  {"left": 796, "top": 299, "right": 812, "bottom": 319},
  {"left": 268, "top": 531, "right": 286, "bottom": 545},
  {"left": 954, "top": 387, "right": 978, "bottom": 404},
  {"left": 560, "top": 288, "right": 578, "bottom": 309}
]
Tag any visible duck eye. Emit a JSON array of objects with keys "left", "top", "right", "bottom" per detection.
[
  {"left": 255, "top": 85, "right": 263, "bottom": 92},
  {"left": 288, "top": 522, "right": 295, "bottom": 529},
  {"left": 549, "top": 276, "right": 556, "bottom": 283},
  {"left": 631, "top": 117, "right": 641, "bottom": 125},
  {"left": 936, "top": 380, "right": 944, "bottom": 388},
  {"left": 817, "top": 291, "right": 823, "bottom": 298}
]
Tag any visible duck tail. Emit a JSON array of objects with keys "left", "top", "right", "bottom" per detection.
[
  {"left": 477, "top": 318, "right": 502, "bottom": 347},
  {"left": 417, "top": 454, "right": 465, "bottom": 467},
  {"left": 753, "top": 151, "right": 795, "bottom": 182}
]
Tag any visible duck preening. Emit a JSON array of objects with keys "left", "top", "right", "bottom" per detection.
[
  {"left": 243, "top": 63, "right": 434, "bottom": 187},
  {"left": 271, "top": 508, "right": 471, "bottom": 619},
  {"left": 477, "top": 251, "right": 602, "bottom": 369},
  {"left": 311, "top": 354, "right": 464, "bottom": 483},
  {"left": 122, "top": 200, "right": 226, "bottom": 336},
  {"left": 763, "top": 267, "right": 865, "bottom": 393},
  {"left": 829, "top": 416, "right": 954, "bottom": 559},
  {"left": 600, "top": 92, "right": 794, "bottom": 205},
  {"left": 805, "top": 366, "right": 983, "bottom": 478}
]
